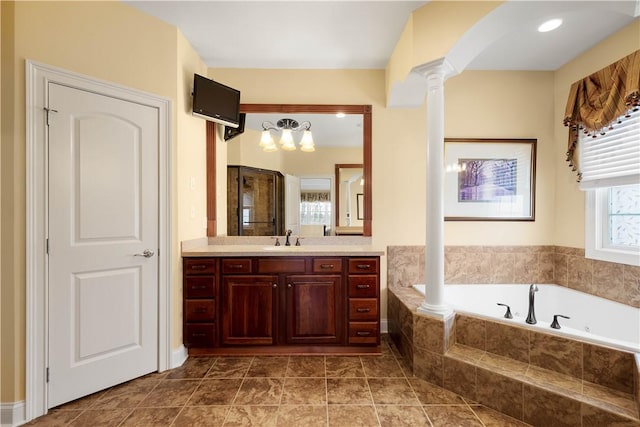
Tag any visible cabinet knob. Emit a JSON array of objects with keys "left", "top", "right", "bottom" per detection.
[
  {"left": 273, "top": 283, "right": 278, "bottom": 288},
  {"left": 287, "top": 283, "right": 293, "bottom": 288}
]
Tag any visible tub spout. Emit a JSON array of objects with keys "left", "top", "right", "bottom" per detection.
[{"left": 526, "top": 284, "right": 538, "bottom": 324}]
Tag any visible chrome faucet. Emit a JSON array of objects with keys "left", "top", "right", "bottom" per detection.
[
  {"left": 526, "top": 284, "right": 538, "bottom": 324},
  {"left": 285, "top": 229, "right": 293, "bottom": 246}
]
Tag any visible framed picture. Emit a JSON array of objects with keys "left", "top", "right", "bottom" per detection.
[
  {"left": 444, "top": 138, "right": 536, "bottom": 221},
  {"left": 356, "top": 193, "right": 364, "bottom": 220}
]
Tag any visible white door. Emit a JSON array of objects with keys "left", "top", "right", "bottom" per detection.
[
  {"left": 284, "top": 174, "right": 301, "bottom": 235},
  {"left": 47, "top": 82, "right": 159, "bottom": 407}
]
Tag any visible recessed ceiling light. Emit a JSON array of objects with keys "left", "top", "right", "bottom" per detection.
[
  {"left": 538, "top": 18, "right": 562, "bottom": 33},
  {"left": 336, "top": 112, "right": 346, "bottom": 118}
]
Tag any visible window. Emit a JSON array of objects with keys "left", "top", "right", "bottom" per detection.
[{"left": 583, "top": 108, "right": 640, "bottom": 266}]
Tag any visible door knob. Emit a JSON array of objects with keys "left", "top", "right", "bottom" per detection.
[{"left": 134, "top": 249, "right": 155, "bottom": 258}]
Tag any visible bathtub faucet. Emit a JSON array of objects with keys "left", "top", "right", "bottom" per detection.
[{"left": 526, "top": 284, "right": 538, "bottom": 324}]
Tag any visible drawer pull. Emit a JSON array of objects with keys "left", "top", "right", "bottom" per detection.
[
  {"left": 356, "top": 308, "right": 371, "bottom": 313},
  {"left": 191, "top": 285, "right": 207, "bottom": 290},
  {"left": 190, "top": 265, "right": 207, "bottom": 270},
  {"left": 191, "top": 333, "right": 207, "bottom": 337},
  {"left": 356, "top": 331, "right": 371, "bottom": 336},
  {"left": 356, "top": 264, "right": 371, "bottom": 269},
  {"left": 228, "top": 264, "right": 244, "bottom": 269},
  {"left": 193, "top": 308, "right": 208, "bottom": 313},
  {"left": 320, "top": 264, "right": 334, "bottom": 269},
  {"left": 356, "top": 284, "right": 370, "bottom": 289}
]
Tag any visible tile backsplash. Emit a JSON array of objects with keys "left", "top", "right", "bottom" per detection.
[{"left": 388, "top": 245, "right": 640, "bottom": 308}]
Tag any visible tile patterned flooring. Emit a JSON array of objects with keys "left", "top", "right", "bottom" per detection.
[{"left": 26, "top": 338, "right": 531, "bottom": 426}]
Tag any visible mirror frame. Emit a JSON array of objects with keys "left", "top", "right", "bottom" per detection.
[{"left": 207, "top": 104, "right": 372, "bottom": 237}]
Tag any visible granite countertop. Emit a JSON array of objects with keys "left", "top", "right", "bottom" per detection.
[{"left": 182, "top": 244, "right": 384, "bottom": 257}]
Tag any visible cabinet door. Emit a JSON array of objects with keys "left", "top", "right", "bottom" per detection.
[
  {"left": 222, "top": 275, "right": 277, "bottom": 345},
  {"left": 285, "top": 275, "right": 343, "bottom": 345}
]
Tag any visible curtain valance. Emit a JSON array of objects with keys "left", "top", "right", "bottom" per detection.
[
  {"left": 563, "top": 49, "right": 640, "bottom": 180},
  {"left": 301, "top": 191, "right": 330, "bottom": 202}
]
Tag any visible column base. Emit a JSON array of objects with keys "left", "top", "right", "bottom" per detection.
[{"left": 417, "top": 301, "right": 454, "bottom": 319}]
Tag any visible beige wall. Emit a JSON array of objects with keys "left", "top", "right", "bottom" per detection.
[
  {"left": 0, "top": 1, "right": 206, "bottom": 402},
  {"left": 552, "top": 20, "right": 640, "bottom": 248}
]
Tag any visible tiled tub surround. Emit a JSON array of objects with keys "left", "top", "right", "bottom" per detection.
[
  {"left": 387, "top": 245, "right": 640, "bottom": 308},
  {"left": 388, "top": 288, "right": 640, "bottom": 426},
  {"left": 413, "top": 283, "right": 640, "bottom": 353},
  {"left": 388, "top": 244, "right": 640, "bottom": 425}
]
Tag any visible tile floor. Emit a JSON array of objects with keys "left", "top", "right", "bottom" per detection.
[{"left": 26, "top": 337, "right": 531, "bottom": 426}]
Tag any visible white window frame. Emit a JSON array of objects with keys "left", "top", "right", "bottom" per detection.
[
  {"left": 585, "top": 188, "right": 640, "bottom": 266},
  {"left": 582, "top": 107, "right": 640, "bottom": 266}
]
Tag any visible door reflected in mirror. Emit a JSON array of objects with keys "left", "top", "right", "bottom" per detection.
[{"left": 335, "top": 164, "right": 364, "bottom": 236}]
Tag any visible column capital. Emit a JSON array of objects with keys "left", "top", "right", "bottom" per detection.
[{"left": 412, "top": 57, "right": 458, "bottom": 81}]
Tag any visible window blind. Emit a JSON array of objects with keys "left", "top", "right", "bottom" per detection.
[{"left": 579, "top": 108, "right": 640, "bottom": 190}]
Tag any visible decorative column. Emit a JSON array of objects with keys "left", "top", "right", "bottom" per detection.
[{"left": 416, "top": 59, "right": 455, "bottom": 319}]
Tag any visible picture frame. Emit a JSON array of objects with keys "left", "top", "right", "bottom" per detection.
[
  {"left": 356, "top": 193, "right": 364, "bottom": 220},
  {"left": 444, "top": 138, "right": 536, "bottom": 221}
]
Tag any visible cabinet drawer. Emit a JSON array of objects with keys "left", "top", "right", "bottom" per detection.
[
  {"left": 258, "top": 258, "right": 305, "bottom": 273},
  {"left": 348, "top": 275, "right": 378, "bottom": 298},
  {"left": 184, "top": 276, "right": 215, "bottom": 298},
  {"left": 348, "top": 258, "right": 378, "bottom": 274},
  {"left": 348, "top": 322, "right": 379, "bottom": 344},
  {"left": 184, "top": 299, "right": 215, "bottom": 322},
  {"left": 184, "top": 258, "right": 216, "bottom": 275},
  {"left": 312, "top": 258, "right": 343, "bottom": 273},
  {"left": 184, "top": 323, "right": 215, "bottom": 347},
  {"left": 222, "top": 258, "right": 253, "bottom": 274},
  {"left": 349, "top": 299, "right": 378, "bottom": 321}
]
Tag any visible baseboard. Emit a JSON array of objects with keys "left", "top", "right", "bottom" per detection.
[
  {"left": 171, "top": 344, "right": 188, "bottom": 369},
  {"left": 1, "top": 401, "right": 25, "bottom": 427},
  {"left": 380, "top": 318, "right": 388, "bottom": 334}
]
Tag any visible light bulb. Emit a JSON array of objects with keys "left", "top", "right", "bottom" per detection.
[
  {"left": 279, "top": 129, "right": 294, "bottom": 146},
  {"left": 259, "top": 130, "right": 273, "bottom": 147},
  {"left": 538, "top": 18, "right": 562, "bottom": 33},
  {"left": 299, "top": 130, "right": 314, "bottom": 150}
]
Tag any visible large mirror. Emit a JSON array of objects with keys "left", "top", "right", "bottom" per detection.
[{"left": 206, "top": 104, "right": 372, "bottom": 237}]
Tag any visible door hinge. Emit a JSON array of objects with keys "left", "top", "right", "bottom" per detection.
[
  {"left": 46, "top": 238, "right": 49, "bottom": 254},
  {"left": 46, "top": 367, "right": 50, "bottom": 383},
  {"left": 44, "top": 107, "right": 58, "bottom": 126}
]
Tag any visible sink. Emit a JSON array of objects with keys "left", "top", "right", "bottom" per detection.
[{"left": 261, "top": 246, "right": 306, "bottom": 251}]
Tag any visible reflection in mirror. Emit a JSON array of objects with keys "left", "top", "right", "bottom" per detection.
[
  {"left": 300, "top": 177, "right": 333, "bottom": 236},
  {"left": 206, "top": 104, "right": 372, "bottom": 237},
  {"left": 335, "top": 164, "right": 364, "bottom": 236}
]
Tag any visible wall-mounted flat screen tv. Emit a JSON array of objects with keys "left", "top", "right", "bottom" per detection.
[{"left": 192, "top": 73, "right": 241, "bottom": 128}]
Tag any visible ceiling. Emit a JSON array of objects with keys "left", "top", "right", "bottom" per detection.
[
  {"left": 125, "top": 0, "right": 638, "bottom": 71},
  {"left": 124, "top": 1, "right": 638, "bottom": 146}
]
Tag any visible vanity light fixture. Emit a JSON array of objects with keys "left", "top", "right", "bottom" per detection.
[
  {"left": 260, "top": 118, "right": 315, "bottom": 152},
  {"left": 538, "top": 18, "right": 562, "bottom": 33}
]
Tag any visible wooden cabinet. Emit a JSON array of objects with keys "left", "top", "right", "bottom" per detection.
[
  {"left": 285, "top": 274, "right": 343, "bottom": 345},
  {"left": 182, "top": 255, "right": 380, "bottom": 352},
  {"left": 222, "top": 275, "right": 277, "bottom": 345},
  {"left": 347, "top": 258, "right": 380, "bottom": 345},
  {"left": 183, "top": 258, "right": 217, "bottom": 348}
]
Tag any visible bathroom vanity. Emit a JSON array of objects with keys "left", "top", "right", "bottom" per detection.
[{"left": 182, "top": 245, "right": 382, "bottom": 354}]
